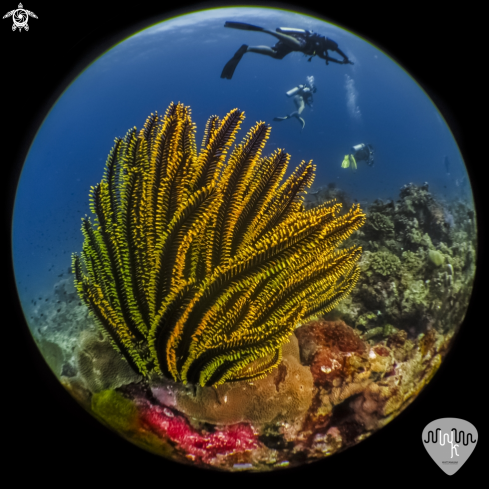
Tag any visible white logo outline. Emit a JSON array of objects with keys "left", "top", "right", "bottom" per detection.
[{"left": 3, "top": 3, "right": 38, "bottom": 32}]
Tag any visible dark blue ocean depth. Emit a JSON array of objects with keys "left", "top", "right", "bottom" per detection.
[{"left": 12, "top": 7, "right": 471, "bottom": 308}]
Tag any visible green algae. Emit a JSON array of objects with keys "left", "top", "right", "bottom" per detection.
[
  {"left": 356, "top": 311, "right": 378, "bottom": 329},
  {"left": 91, "top": 389, "right": 175, "bottom": 458},
  {"left": 91, "top": 389, "right": 139, "bottom": 433}
]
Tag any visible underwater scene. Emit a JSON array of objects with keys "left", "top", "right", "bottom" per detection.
[{"left": 12, "top": 7, "right": 477, "bottom": 472}]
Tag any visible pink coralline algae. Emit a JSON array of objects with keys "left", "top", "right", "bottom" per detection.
[{"left": 137, "top": 399, "right": 258, "bottom": 464}]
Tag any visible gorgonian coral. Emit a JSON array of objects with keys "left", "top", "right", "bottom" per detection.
[{"left": 73, "top": 102, "right": 365, "bottom": 387}]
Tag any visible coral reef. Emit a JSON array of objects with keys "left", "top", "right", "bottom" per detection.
[
  {"left": 364, "top": 251, "right": 401, "bottom": 277},
  {"left": 37, "top": 338, "right": 65, "bottom": 377},
  {"left": 362, "top": 210, "right": 395, "bottom": 239},
  {"left": 29, "top": 111, "right": 475, "bottom": 470},
  {"left": 303, "top": 182, "right": 351, "bottom": 211},
  {"left": 428, "top": 249, "right": 444, "bottom": 267},
  {"left": 284, "top": 319, "right": 449, "bottom": 456},
  {"left": 172, "top": 334, "right": 314, "bottom": 425},
  {"left": 327, "top": 183, "right": 476, "bottom": 335},
  {"left": 72, "top": 102, "right": 365, "bottom": 386},
  {"left": 74, "top": 330, "right": 142, "bottom": 393},
  {"left": 28, "top": 277, "right": 96, "bottom": 377},
  {"left": 138, "top": 400, "right": 259, "bottom": 466},
  {"left": 57, "top": 315, "right": 451, "bottom": 470}
]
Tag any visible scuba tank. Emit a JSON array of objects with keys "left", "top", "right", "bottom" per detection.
[
  {"left": 287, "top": 76, "right": 315, "bottom": 97},
  {"left": 276, "top": 27, "right": 310, "bottom": 35},
  {"left": 286, "top": 85, "right": 303, "bottom": 97},
  {"left": 351, "top": 144, "right": 374, "bottom": 166},
  {"left": 351, "top": 143, "right": 366, "bottom": 154}
]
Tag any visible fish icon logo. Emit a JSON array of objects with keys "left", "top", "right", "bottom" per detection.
[
  {"left": 3, "top": 3, "right": 37, "bottom": 31},
  {"left": 422, "top": 418, "right": 477, "bottom": 475}
]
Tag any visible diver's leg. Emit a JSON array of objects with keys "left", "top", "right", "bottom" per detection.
[
  {"left": 247, "top": 43, "right": 292, "bottom": 59},
  {"left": 246, "top": 45, "right": 289, "bottom": 59},
  {"left": 221, "top": 44, "right": 249, "bottom": 79},
  {"left": 293, "top": 95, "right": 305, "bottom": 115},
  {"left": 223, "top": 22, "right": 302, "bottom": 49},
  {"left": 291, "top": 113, "right": 306, "bottom": 130},
  {"left": 261, "top": 29, "right": 303, "bottom": 49},
  {"left": 224, "top": 22, "right": 265, "bottom": 32},
  {"left": 247, "top": 46, "right": 278, "bottom": 57}
]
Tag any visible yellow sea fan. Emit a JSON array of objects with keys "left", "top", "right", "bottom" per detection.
[{"left": 73, "top": 102, "right": 365, "bottom": 387}]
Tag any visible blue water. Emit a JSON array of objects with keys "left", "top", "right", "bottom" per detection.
[{"left": 12, "top": 7, "right": 471, "bottom": 307}]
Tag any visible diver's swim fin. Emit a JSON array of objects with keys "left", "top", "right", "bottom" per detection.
[
  {"left": 221, "top": 44, "right": 248, "bottom": 79},
  {"left": 350, "top": 155, "right": 357, "bottom": 171},
  {"left": 273, "top": 116, "right": 288, "bottom": 121},
  {"left": 224, "top": 21, "right": 264, "bottom": 32},
  {"left": 341, "top": 155, "right": 350, "bottom": 168}
]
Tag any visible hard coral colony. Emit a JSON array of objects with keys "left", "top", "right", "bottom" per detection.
[{"left": 72, "top": 102, "right": 366, "bottom": 392}]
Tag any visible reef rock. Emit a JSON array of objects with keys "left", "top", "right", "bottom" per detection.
[{"left": 75, "top": 330, "right": 142, "bottom": 393}]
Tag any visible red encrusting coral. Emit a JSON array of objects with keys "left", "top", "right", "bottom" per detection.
[
  {"left": 373, "top": 345, "right": 390, "bottom": 357},
  {"left": 295, "top": 319, "right": 367, "bottom": 386},
  {"left": 136, "top": 399, "right": 258, "bottom": 464}
]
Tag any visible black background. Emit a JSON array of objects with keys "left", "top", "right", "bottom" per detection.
[{"left": 3, "top": 1, "right": 484, "bottom": 485}]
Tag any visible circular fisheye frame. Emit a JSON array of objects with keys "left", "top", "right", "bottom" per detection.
[{"left": 12, "top": 6, "right": 476, "bottom": 471}]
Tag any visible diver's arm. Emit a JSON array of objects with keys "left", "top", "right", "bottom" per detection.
[
  {"left": 334, "top": 47, "right": 353, "bottom": 64},
  {"left": 317, "top": 48, "right": 353, "bottom": 65},
  {"left": 304, "top": 92, "right": 313, "bottom": 108},
  {"left": 316, "top": 51, "right": 341, "bottom": 64},
  {"left": 320, "top": 53, "right": 344, "bottom": 65}
]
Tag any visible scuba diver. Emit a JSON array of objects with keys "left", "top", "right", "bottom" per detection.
[
  {"left": 221, "top": 21, "right": 353, "bottom": 79},
  {"left": 273, "top": 76, "right": 316, "bottom": 131},
  {"left": 341, "top": 143, "right": 374, "bottom": 171}
]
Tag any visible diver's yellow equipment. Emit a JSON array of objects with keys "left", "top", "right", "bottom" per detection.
[
  {"left": 341, "top": 154, "right": 357, "bottom": 171},
  {"left": 350, "top": 155, "right": 357, "bottom": 171}
]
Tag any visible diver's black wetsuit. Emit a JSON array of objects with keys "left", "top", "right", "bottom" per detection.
[
  {"left": 269, "top": 32, "right": 350, "bottom": 63},
  {"left": 221, "top": 22, "right": 353, "bottom": 79},
  {"left": 354, "top": 144, "right": 375, "bottom": 166}
]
